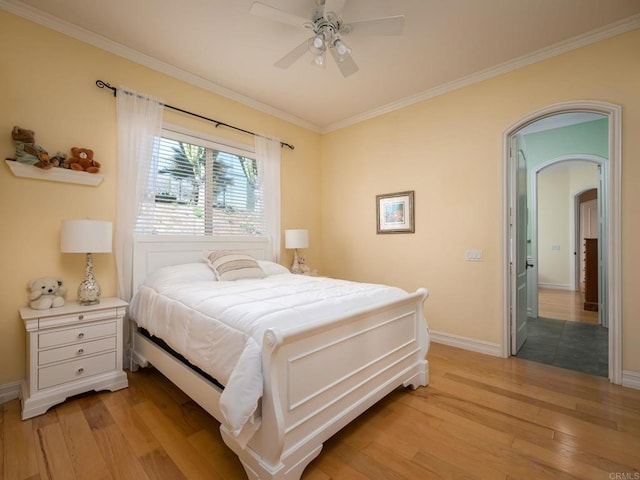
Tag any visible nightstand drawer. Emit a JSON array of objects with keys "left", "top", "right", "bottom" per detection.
[
  {"left": 38, "top": 351, "right": 116, "bottom": 390},
  {"left": 38, "top": 308, "right": 119, "bottom": 330},
  {"left": 38, "top": 337, "right": 117, "bottom": 366},
  {"left": 38, "top": 321, "right": 116, "bottom": 349}
]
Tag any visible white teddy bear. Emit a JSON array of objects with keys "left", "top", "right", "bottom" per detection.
[
  {"left": 298, "top": 255, "right": 318, "bottom": 276},
  {"left": 298, "top": 255, "right": 311, "bottom": 274},
  {"left": 28, "top": 277, "right": 67, "bottom": 310}
]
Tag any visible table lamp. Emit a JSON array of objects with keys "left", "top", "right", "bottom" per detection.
[
  {"left": 60, "top": 219, "right": 112, "bottom": 305},
  {"left": 285, "top": 229, "right": 309, "bottom": 274}
]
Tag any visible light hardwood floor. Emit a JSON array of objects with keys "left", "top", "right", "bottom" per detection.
[
  {"left": 538, "top": 288, "right": 599, "bottom": 324},
  {"left": 3, "top": 342, "right": 639, "bottom": 479}
]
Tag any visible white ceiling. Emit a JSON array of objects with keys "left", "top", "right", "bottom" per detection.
[{"left": 4, "top": 0, "right": 640, "bottom": 132}]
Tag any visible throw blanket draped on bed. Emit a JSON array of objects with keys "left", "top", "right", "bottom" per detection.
[{"left": 129, "top": 263, "right": 414, "bottom": 437}]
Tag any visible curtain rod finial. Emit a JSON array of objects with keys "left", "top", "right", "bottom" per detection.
[{"left": 96, "top": 79, "right": 117, "bottom": 97}]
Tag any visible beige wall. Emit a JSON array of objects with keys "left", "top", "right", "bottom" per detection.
[
  {"left": 320, "top": 29, "right": 640, "bottom": 372},
  {"left": 0, "top": 12, "right": 321, "bottom": 384},
  {"left": 538, "top": 166, "right": 573, "bottom": 287}
]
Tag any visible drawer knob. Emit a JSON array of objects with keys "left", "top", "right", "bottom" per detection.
[
  {"left": 78, "top": 332, "right": 85, "bottom": 339},
  {"left": 77, "top": 367, "right": 84, "bottom": 374},
  {"left": 78, "top": 348, "right": 84, "bottom": 354},
  {"left": 78, "top": 314, "right": 84, "bottom": 321}
]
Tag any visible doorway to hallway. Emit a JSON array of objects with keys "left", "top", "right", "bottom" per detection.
[{"left": 502, "top": 100, "right": 622, "bottom": 384}]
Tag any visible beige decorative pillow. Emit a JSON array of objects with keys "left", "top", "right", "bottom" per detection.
[{"left": 202, "top": 250, "right": 265, "bottom": 281}]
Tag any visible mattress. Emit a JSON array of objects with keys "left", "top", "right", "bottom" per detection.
[{"left": 129, "top": 261, "right": 412, "bottom": 436}]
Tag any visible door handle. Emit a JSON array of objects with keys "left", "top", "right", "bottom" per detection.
[{"left": 526, "top": 261, "right": 534, "bottom": 269}]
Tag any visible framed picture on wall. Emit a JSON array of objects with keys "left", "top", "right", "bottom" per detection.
[{"left": 376, "top": 190, "right": 415, "bottom": 234}]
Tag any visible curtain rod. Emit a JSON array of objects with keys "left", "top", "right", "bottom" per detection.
[{"left": 95, "top": 80, "right": 294, "bottom": 150}]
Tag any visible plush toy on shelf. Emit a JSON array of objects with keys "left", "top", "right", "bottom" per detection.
[
  {"left": 11, "top": 126, "right": 53, "bottom": 169},
  {"left": 27, "top": 277, "right": 67, "bottom": 310},
  {"left": 68, "top": 147, "right": 101, "bottom": 173},
  {"left": 50, "top": 152, "right": 69, "bottom": 169}
]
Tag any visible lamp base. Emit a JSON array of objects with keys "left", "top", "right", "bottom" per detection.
[
  {"left": 77, "top": 252, "right": 101, "bottom": 305},
  {"left": 77, "top": 279, "right": 101, "bottom": 305},
  {"left": 291, "top": 249, "right": 302, "bottom": 274}
]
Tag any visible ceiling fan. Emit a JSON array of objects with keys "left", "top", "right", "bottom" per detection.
[{"left": 249, "top": 0, "right": 405, "bottom": 77}]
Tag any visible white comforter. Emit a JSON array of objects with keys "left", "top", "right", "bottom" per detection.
[{"left": 129, "top": 262, "right": 411, "bottom": 437}]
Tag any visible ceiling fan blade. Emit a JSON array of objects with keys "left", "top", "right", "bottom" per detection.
[
  {"left": 250, "top": 2, "right": 308, "bottom": 28},
  {"left": 329, "top": 47, "right": 359, "bottom": 77},
  {"left": 274, "top": 39, "right": 310, "bottom": 69},
  {"left": 345, "top": 15, "right": 405, "bottom": 36},
  {"left": 323, "top": 0, "right": 346, "bottom": 17}
]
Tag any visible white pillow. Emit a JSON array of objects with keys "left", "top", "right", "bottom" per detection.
[
  {"left": 144, "top": 263, "right": 216, "bottom": 287},
  {"left": 257, "top": 260, "right": 291, "bottom": 276},
  {"left": 203, "top": 250, "right": 265, "bottom": 281}
]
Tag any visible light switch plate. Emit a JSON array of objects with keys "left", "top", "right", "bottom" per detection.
[{"left": 466, "top": 249, "right": 484, "bottom": 261}]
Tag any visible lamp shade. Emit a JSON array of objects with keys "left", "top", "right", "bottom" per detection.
[
  {"left": 285, "top": 229, "right": 309, "bottom": 249},
  {"left": 60, "top": 220, "right": 112, "bottom": 253}
]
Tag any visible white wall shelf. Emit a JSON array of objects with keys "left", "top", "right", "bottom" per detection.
[{"left": 5, "top": 160, "right": 103, "bottom": 186}]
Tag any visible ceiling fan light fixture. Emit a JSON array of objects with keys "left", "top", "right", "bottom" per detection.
[
  {"left": 307, "top": 36, "right": 326, "bottom": 56},
  {"left": 312, "top": 34, "right": 324, "bottom": 49},
  {"left": 333, "top": 38, "right": 350, "bottom": 56},
  {"left": 313, "top": 52, "right": 326, "bottom": 68}
]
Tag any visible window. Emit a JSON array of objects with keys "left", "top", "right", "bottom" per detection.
[{"left": 136, "top": 128, "right": 264, "bottom": 236}]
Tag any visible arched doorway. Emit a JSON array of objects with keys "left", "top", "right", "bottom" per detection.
[
  {"left": 501, "top": 101, "right": 621, "bottom": 384},
  {"left": 529, "top": 155, "right": 604, "bottom": 322}
]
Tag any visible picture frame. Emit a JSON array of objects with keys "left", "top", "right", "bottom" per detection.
[{"left": 376, "top": 190, "right": 415, "bottom": 234}]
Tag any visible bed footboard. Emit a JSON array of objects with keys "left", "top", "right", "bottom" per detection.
[{"left": 221, "top": 288, "right": 429, "bottom": 479}]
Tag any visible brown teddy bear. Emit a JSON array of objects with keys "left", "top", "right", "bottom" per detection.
[
  {"left": 11, "top": 126, "right": 53, "bottom": 169},
  {"left": 68, "top": 147, "right": 101, "bottom": 173}
]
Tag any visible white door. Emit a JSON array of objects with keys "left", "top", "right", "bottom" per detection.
[
  {"left": 526, "top": 254, "right": 537, "bottom": 317},
  {"left": 597, "top": 165, "right": 608, "bottom": 328},
  {"left": 512, "top": 147, "right": 528, "bottom": 354}
]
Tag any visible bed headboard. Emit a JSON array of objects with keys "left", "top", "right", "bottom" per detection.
[{"left": 132, "top": 235, "right": 272, "bottom": 292}]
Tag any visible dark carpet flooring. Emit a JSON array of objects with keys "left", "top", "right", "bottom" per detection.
[{"left": 516, "top": 317, "right": 608, "bottom": 377}]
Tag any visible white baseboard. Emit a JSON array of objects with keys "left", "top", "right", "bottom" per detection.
[
  {"left": 0, "top": 381, "right": 22, "bottom": 405},
  {"left": 622, "top": 370, "right": 640, "bottom": 390},
  {"left": 430, "top": 330, "right": 502, "bottom": 357}
]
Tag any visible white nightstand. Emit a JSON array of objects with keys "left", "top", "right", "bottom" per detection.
[{"left": 19, "top": 297, "right": 129, "bottom": 419}]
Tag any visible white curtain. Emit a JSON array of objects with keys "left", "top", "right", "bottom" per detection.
[
  {"left": 115, "top": 87, "right": 164, "bottom": 302},
  {"left": 255, "top": 135, "right": 281, "bottom": 261}
]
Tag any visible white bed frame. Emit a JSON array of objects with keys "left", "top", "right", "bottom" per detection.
[{"left": 129, "top": 235, "right": 429, "bottom": 480}]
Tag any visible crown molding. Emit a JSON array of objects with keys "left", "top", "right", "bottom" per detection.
[
  {"left": 0, "top": 0, "right": 321, "bottom": 133},
  {"left": 321, "top": 14, "right": 640, "bottom": 134}
]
